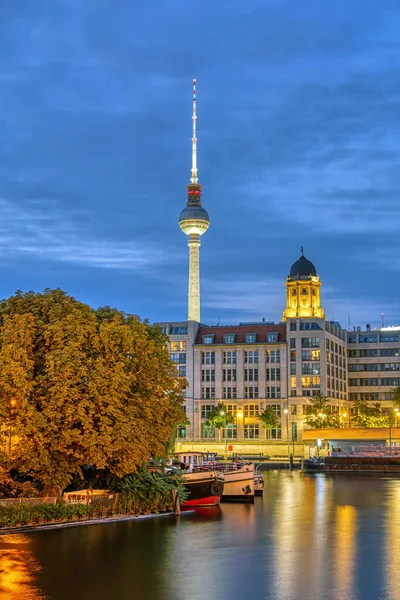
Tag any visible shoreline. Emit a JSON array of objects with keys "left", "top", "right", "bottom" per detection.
[{"left": 0, "top": 510, "right": 195, "bottom": 536}]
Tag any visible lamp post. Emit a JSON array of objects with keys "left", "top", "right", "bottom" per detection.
[
  {"left": 220, "top": 410, "right": 228, "bottom": 457},
  {"left": 236, "top": 409, "right": 243, "bottom": 443},
  {"left": 283, "top": 407, "right": 291, "bottom": 468},
  {"left": 389, "top": 407, "right": 400, "bottom": 448}
]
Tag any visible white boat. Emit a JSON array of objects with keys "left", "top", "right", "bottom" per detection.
[{"left": 215, "top": 462, "right": 255, "bottom": 503}]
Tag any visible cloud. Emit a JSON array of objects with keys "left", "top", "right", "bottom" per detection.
[{"left": 0, "top": 198, "right": 167, "bottom": 271}]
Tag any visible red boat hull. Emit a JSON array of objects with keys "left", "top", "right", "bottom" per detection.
[{"left": 182, "top": 495, "right": 220, "bottom": 508}]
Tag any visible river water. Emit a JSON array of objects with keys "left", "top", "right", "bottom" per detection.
[{"left": 1, "top": 471, "right": 400, "bottom": 600}]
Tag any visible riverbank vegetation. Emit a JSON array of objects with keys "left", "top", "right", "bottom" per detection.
[
  {"left": 0, "top": 469, "right": 188, "bottom": 528},
  {"left": 0, "top": 289, "right": 186, "bottom": 497}
]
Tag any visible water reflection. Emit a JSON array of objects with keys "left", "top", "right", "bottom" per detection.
[
  {"left": 0, "top": 534, "right": 44, "bottom": 600},
  {"left": 0, "top": 473, "right": 398, "bottom": 600}
]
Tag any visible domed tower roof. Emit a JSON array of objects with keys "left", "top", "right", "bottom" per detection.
[{"left": 289, "top": 248, "right": 317, "bottom": 279}]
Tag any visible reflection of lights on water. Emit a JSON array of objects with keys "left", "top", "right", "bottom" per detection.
[
  {"left": 333, "top": 505, "right": 357, "bottom": 600},
  {"left": 0, "top": 534, "right": 44, "bottom": 600},
  {"left": 385, "top": 481, "right": 400, "bottom": 599}
]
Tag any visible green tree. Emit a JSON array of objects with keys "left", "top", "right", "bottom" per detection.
[
  {"left": 304, "top": 392, "right": 340, "bottom": 429},
  {"left": 205, "top": 402, "right": 235, "bottom": 440},
  {"left": 392, "top": 385, "right": 400, "bottom": 410},
  {"left": 259, "top": 407, "right": 280, "bottom": 439},
  {"left": 0, "top": 290, "right": 185, "bottom": 495},
  {"left": 351, "top": 399, "right": 388, "bottom": 428}
]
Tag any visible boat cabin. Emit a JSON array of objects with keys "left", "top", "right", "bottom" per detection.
[{"left": 173, "top": 452, "right": 217, "bottom": 467}]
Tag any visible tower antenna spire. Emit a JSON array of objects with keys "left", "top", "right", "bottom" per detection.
[{"left": 191, "top": 78, "right": 198, "bottom": 184}]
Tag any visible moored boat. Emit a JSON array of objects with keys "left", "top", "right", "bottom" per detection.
[
  {"left": 254, "top": 473, "right": 264, "bottom": 496},
  {"left": 181, "top": 470, "right": 224, "bottom": 508},
  {"left": 215, "top": 462, "right": 255, "bottom": 503}
]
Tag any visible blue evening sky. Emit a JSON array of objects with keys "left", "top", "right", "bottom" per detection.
[{"left": 1, "top": 1, "right": 400, "bottom": 328}]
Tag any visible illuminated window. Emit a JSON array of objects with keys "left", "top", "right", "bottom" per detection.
[
  {"left": 312, "top": 350, "right": 320, "bottom": 361},
  {"left": 224, "top": 404, "right": 237, "bottom": 416},
  {"left": 244, "top": 404, "right": 259, "bottom": 418},
  {"left": 244, "top": 424, "right": 259, "bottom": 439},
  {"left": 290, "top": 376, "right": 297, "bottom": 388},
  {"left": 170, "top": 341, "right": 187, "bottom": 352}
]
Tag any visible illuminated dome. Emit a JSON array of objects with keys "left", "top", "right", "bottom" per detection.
[{"left": 289, "top": 252, "right": 317, "bottom": 279}]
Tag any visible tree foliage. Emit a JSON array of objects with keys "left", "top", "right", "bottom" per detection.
[
  {"left": 0, "top": 290, "right": 185, "bottom": 495},
  {"left": 259, "top": 407, "right": 279, "bottom": 438},
  {"left": 351, "top": 399, "right": 388, "bottom": 428},
  {"left": 205, "top": 402, "right": 235, "bottom": 430},
  {"left": 392, "top": 385, "right": 400, "bottom": 410},
  {"left": 303, "top": 393, "right": 340, "bottom": 429}
]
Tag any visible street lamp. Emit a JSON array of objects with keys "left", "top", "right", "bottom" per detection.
[
  {"left": 236, "top": 409, "right": 243, "bottom": 443},
  {"left": 283, "top": 408, "right": 291, "bottom": 468},
  {"left": 220, "top": 410, "right": 228, "bottom": 457},
  {"left": 389, "top": 407, "right": 400, "bottom": 448}
]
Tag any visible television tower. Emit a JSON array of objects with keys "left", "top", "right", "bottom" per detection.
[{"left": 179, "top": 79, "right": 210, "bottom": 322}]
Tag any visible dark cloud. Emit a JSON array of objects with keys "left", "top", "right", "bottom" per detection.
[{"left": 0, "top": 0, "right": 399, "bottom": 326}]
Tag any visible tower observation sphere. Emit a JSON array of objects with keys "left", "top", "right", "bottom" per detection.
[{"left": 178, "top": 79, "right": 210, "bottom": 322}]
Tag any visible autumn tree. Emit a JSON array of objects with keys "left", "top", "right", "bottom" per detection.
[
  {"left": 303, "top": 392, "right": 340, "bottom": 429},
  {"left": 259, "top": 407, "right": 280, "bottom": 439},
  {"left": 0, "top": 290, "right": 185, "bottom": 495}
]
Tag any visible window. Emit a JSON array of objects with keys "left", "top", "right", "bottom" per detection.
[
  {"left": 300, "top": 322, "right": 321, "bottom": 330},
  {"left": 381, "top": 349, "right": 400, "bottom": 357},
  {"left": 301, "top": 376, "right": 320, "bottom": 387},
  {"left": 223, "top": 369, "right": 237, "bottom": 381},
  {"left": 270, "top": 404, "right": 282, "bottom": 417},
  {"left": 170, "top": 326, "right": 187, "bottom": 335},
  {"left": 246, "top": 333, "right": 257, "bottom": 343},
  {"left": 170, "top": 341, "right": 186, "bottom": 352},
  {"left": 244, "top": 386, "right": 259, "bottom": 399},
  {"left": 245, "top": 351, "right": 259, "bottom": 364},
  {"left": 381, "top": 334, "right": 399, "bottom": 343},
  {"left": 290, "top": 376, "right": 297, "bottom": 389},
  {"left": 222, "top": 425, "right": 237, "bottom": 439},
  {"left": 178, "top": 366, "right": 186, "bottom": 377},
  {"left": 290, "top": 338, "right": 296, "bottom": 349},
  {"left": 290, "top": 321, "right": 297, "bottom": 331},
  {"left": 201, "top": 369, "right": 215, "bottom": 382},
  {"left": 290, "top": 364, "right": 296, "bottom": 375},
  {"left": 223, "top": 351, "right": 237, "bottom": 364},
  {"left": 266, "top": 386, "right": 281, "bottom": 399},
  {"left": 244, "top": 404, "right": 259, "bottom": 418},
  {"left": 301, "top": 288, "right": 307, "bottom": 295},
  {"left": 266, "top": 350, "right": 280, "bottom": 363},
  {"left": 171, "top": 352, "right": 186, "bottom": 364},
  {"left": 224, "top": 334, "right": 236, "bottom": 344},
  {"left": 177, "top": 426, "right": 187, "bottom": 439},
  {"left": 201, "top": 387, "right": 215, "bottom": 399},
  {"left": 203, "top": 335, "right": 214, "bottom": 345},
  {"left": 223, "top": 387, "right": 237, "bottom": 399},
  {"left": 301, "top": 337, "right": 320, "bottom": 348},
  {"left": 159, "top": 327, "right": 167, "bottom": 334},
  {"left": 201, "top": 351, "right": 215, "bottom": 365},
  {"left": 201, "top": 405, "right": 213, "bottom": 418},
  {"left": 244, "top": 424, "right": 259, "bottom": 439},
  {"left": 291, "top": 405, "right": 297, "bottom": 415},
  {"left": 267, "top": 333, "right": 279, "bottom": 343},
  {"left": 244, "top": 368, "right": 258, "bottom": 382},
  {"left": 225, "top": 404, "right": 237, "bottom": 416},
  {"left": 270, "top": 428, "right": 282, "bottom": 440},
  {"left": 290, "top": 350, "right": 296, "bottom": 362},
  {"left": 359, "top": 335, "right": 377, "bottom": 343},
  {"left": 266, "top": 368, "right": 280, "bottom": 381}
]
